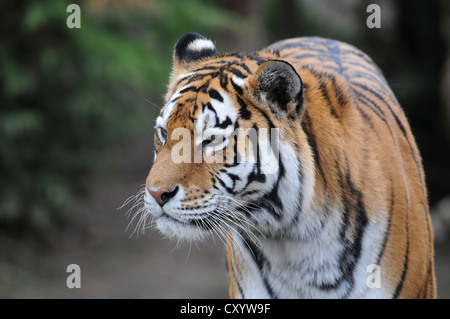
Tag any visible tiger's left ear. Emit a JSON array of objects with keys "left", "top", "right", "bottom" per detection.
[
  {"left": 250, "top": 60, "right": 303, "bottom": 119},
  {"left": 173, "top": 33, "right": 219, "bottom": 71}
]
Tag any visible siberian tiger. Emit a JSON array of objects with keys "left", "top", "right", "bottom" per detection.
[{"left": 142, "top": 32, "right": 436, "bottom": 298}]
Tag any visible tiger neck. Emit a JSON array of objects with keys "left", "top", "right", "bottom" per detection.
[
  {"left": 227, "top": 211, "right": 343, "bottom": 299},
  {"left": 227, "top": 203, "right": 390, "bottom": 299}
]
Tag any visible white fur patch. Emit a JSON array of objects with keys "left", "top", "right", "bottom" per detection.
[
  {"left": 195, "top": 90, "right": 238, "bottom": 148},
  {"left": 231, "top": 75, "right": 247, "bottom": 87},
  {"left": 178, "top": 71, "right": 196, "bottom": 81},
  {"left": 187, "top": 39, "right": 216, "bottom": 52},
  {"left": 156, "top": 85, "right": 189, "bottom": 129},
  {"left": 210, "top": 91, "right": 238, "bottom": 123}
]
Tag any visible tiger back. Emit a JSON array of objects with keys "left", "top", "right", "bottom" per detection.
[{"left": 143, "top": 33, "right": 436, "bottom": 298}]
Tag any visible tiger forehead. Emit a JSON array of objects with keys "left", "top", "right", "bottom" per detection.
[
  {"left": 170, "top": 52, "right": 271, "bottom": 95},
  {"left": 178, "top": 55, "right": 255, "bottom": 80},
  {"left": 165, "top": 77, "right": 237, "bottom": 130},
  {"left": 174, "top": 67, "right": 245, "bottom": 96}
]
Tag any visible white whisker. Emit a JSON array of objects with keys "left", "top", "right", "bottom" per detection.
[{"left": 144, "top": 98, "right": 164, "bottom": 111}]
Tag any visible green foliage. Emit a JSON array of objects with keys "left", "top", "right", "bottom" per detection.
[{"left": 0, "top": 0, "right": 243, "bottom": 237}]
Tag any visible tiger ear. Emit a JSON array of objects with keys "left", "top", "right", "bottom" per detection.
[
  {"left": 174, "top": 33, "right": 219, "bottom": 69},
  {"left": 250, "top": 60, "right": 303, "bottom": 119}
]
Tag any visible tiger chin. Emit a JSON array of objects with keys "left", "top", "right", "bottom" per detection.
[{"left": 141, "top": 32, "right": 436, "bottom": 299}]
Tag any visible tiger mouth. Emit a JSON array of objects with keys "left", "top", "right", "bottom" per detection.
[{"left": 160, "top": 210, "right": 216, "bottom": 231}]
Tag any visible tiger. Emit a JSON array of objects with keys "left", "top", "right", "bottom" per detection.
[{"left": 142, "top": 32, "right": 436, "bottom": 298}]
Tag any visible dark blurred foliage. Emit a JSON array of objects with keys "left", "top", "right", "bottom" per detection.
[
  {"left": 0, "top": 0, "right": 245, "bottom": 242},
  {"left": 0, "top": 0, "right": 448, "bottom": 242}
]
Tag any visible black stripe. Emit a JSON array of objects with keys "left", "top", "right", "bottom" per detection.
[
  {"left": 208, "top": 88, "right": 223, "bottom": 102},
  {"left": 193, "top": 65, "right": 221, "bottom": 72},
  {"left": 185, "top": 71, "right": 221, "bottom": 85},
  {"left": 179, "top": 86, "right": 199, "bottom": 94},
  {"left": 329, "top": 76, "right": 348, "bottom": 107},
  {"left": 237, "top": 96, "right": 251, "bottom": 120},
  {"left": 344, "top": 66, "right": 392, "bottom": 95},
  {"left": 241, "top": 232, "right": 277, "bottom": 298},
  {"left": 240, "top": 189, "right": 260, "bottom": 197},
  {"left": 255, "top": 156, "right": 284, "bottom": 220},
  {"left": 216, "top": 116, "right": 232, "bottom": 129},
  {"left": 224, "top": 133, "right": 240, "bottom": 168},
  {"left": 301, "top": 65, "right": 337, "bottom": 81},
  {"left": 355, "top": 104, "right": 376, "bottom": 131},
  {"left": 233, "top": 60, "right": 251, "bottom": 73},
  {"left": 244, "top": 124, "right": 266, "bottom": 184},
  {"left": 227, "top": 67, "right": 247, "bottom": 79},
  {"left": 318, "top": 78, "right": 340, "bottom": 120},
  {"left": 392, "top": 239, "right": 409, "bottom": 298},
  {"left": 205, "top": 101, "right": 216, "bottom": 113},
  {"left": 234, "top": 52, "right": 267, "bottom": 66},
  {"left": 351, "top": 81, "right": 422, "bottom": 177},
  {"left": 294, "top": 53, "right": 329, "bottom": 61},
  {"left": 231, "top": 77, "right": 243, "bottom": 95},
  {"left": 318, "top": 78, "right": 331, "bottom": 103},
  {"left": 219, "top": 73, "right": 228, "bottom": 91},
  {"left": 352, "top": 88, "right": 387, "bottom": 122},
  {"left": 341, "top": 166, "right": 368, "bottom": 290},
  {"left": 375, "top": 184, "right": 394, "bottom": 266},
  {"left": 232, "top": 264, "right": 245, "bottom": 298},
  {"left": 393, "top": 189, "right": 410, "bottom": 299},
  {"left": 216, "top": 176, "right": 235, "bottom": 194},
  {"left": 317, "top": 159, "right": 368, "bottom": 297},
  {"left": 227, "top": 172, "right": 241, "bottom": 186},
  {"left": 350, "top": 81, "right": 406, "bottom": 137},
  {"left": 301, "top": 112, "right": 327, "bottom": 187}
]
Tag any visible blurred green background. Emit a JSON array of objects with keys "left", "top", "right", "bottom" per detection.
[{"left": 0, "top": 0, "right": 449, "bottom": 298}]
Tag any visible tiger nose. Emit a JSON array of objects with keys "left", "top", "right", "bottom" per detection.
[{"left": 147, "top": 186, "right": 179, "bottom": 206}]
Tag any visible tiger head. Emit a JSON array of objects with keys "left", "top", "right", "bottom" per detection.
[{"left": 144, "top": 33, "right": 310, "bottom": 241}]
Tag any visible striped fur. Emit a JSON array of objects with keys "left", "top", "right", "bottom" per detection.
[{"left": 144, "top": 33, "right": 436, "bottom": 298}]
